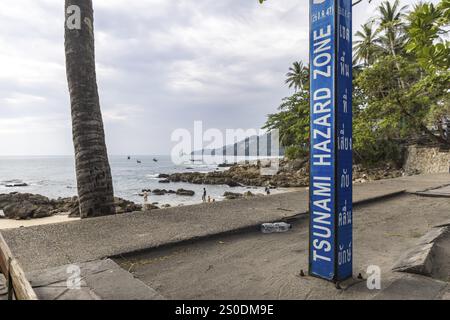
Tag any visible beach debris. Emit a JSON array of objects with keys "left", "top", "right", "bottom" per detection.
[
  {"left": 261, "top": 222, "right": 292, "bottom": 234},
  {"left": 205, "top": 265, "right": 214, "bottom": 272}
]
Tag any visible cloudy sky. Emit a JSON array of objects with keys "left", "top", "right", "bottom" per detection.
[{"left": 0, "top": 0, "right": 435, "bottom": 155}]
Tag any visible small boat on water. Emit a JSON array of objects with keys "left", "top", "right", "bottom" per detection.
[
  {"left": 153, "top": 158, "right": 158, "bottom": 162},
  {"left": 137, "top": 160, "right": 142, "bottom": 164}
]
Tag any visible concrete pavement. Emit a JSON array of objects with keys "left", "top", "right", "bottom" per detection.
[{"left": 115, "top": 193, "right": 449, "bottom": 300}]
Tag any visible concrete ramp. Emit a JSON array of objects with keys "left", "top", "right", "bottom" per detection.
[
  {"left": 414, "top": 185, "right": 450, "bottom": 197},
  {"left": 374, "top": 274, "right": 448, "bottom": 300},
  {"left": 393, "top": 221, "right": 450, "bottom": 281},
  {"left": 26, "top": 259, "right": 164, "bottom": 300}
]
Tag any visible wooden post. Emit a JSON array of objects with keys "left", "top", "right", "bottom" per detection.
[
  {"left": 0, "top": 233, "right": 37, "bottom": 300},
  {"left": 7, "top": 258, "right": 13, "bottom": 300}
]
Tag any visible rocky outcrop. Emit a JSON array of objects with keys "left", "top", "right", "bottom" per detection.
[
  {"left": 162, "top": 171, "right": 245, "bottom": 187},
  {"left": 0, "top": 193, "right": 143, "bottom": 220},
  {"left": 143, "top": 203, "right": 160, "bottom": 211},
  {"left": 150, "top": 188, "right": 195, "bottom": 196},
  {"left": 151, "top": 189, "right": 177, "bottom": 195},
  {"left": 222, "top": 191, "right": 257, "bottom": 200},
  {"left": 352, "top": 163, "right": 405, "bottom": 183},
  {"left": 162, "top": 160, "right": 309, "bottom": 188},
  {"left": 69, "top": 197, "right": 143, "bottom": 217},
  {"left": 161, "top": 159, "right": 405, "bottom": 188},
  {"left": 0, "top": 193, "right": 66, "bottom": 219},
  {"left": 176, "top": 189, "right": 195, "bottom": 196},
  {"left": 152, "top": 189, "right": 167, "bottom": 195},
  {"left": 223, "top": 192, "right": 243, "bottom": 200},
  {"left": 5, "top": 182, "right": 29, "bottom": 187}
]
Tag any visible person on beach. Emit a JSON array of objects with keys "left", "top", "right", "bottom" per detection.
[
  {"left": 208, "top": 195, "right": 211, "bottom": 203},
  {"left": 143, "top": 191, "right": 149, "bottom": 203},
  {"left": 265, "top": 186, "right": 271, "bottom": 195},
  {"left": 202, "top": 188, "right": 207, "bottom": 202}
]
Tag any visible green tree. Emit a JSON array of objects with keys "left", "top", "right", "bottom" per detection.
[
  {"left": 377, "top": 0, "right": 408, "bottom": 57},
  {"left": 264, "top": 91, "right": 310, "bottom": 159},
  {"left": 406, "top": 1, "right": 450, "bottom": 71},
  {"left": 264, "top": 63, "right": 310, "bottom": 159},
  {"left": 285, "top": 61, "right": 309, "bottom": 92},
  {"left": 354, "top": 22, "right": 381, "bottom": 66}
]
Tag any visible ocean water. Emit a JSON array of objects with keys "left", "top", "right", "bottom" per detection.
[{"left": 0, "top": 155, "right": 280, "bottom": 206}]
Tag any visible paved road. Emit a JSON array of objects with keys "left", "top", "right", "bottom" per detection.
[{"left": 1, "top": 173, "right": 449, "bottom": 273}]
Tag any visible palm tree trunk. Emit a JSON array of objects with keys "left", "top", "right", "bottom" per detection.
[
  {"left": 64, "top": 0, "right": 115, "bottom": 218},
  {"left": 388, "top": 36, "right": 406, "bottom": 89}
]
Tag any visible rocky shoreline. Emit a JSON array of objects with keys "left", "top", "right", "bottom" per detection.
[
  {"left": 159, "top": 159, "right": 406, "bottom": 188},
  {"left": 0, "top": 159, "right": 407, "bottom": 221},
  {"left": 0, "top": 193, "right": 142, "bottom": 220}
]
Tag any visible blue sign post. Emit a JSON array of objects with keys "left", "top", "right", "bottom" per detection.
[{"left": 309, "top": 0, "right": 352, "bottom": 282}]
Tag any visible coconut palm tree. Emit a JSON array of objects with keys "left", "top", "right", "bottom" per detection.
[
  {"left": 285, "top": 61, "right": 309, "bottom": 92},
  {"left": 353, "top": 22, "right": 381, "bottom": 67},
  {"left": 376, "top": 0, "right": 408, "bottom": 89},
  {"left": 377, "top": 0, "right": 408, "bottom": 57},
  {"left": 64, "top": 0, "right": 115, "bottom": 218}
]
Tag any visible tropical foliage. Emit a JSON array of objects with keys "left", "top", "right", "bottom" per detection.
[
  {"left": 285, "top": 61, "right": 309, "bottom": 92},
  {"left": 264, "top": 0, "right": 450, "bottom": 165}
]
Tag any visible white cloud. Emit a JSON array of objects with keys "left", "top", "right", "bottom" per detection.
[
  {"left": 103, "top": 104, "right": 145, "bottom": 122},
  {"left": 3, "top": 93, "right": 46, "bottom": 106},
  {"left": 0, "top": 0, "right": 439, "bottom": 155}
]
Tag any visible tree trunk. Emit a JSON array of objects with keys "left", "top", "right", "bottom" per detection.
[
  {"left": 388, "top": 36, "right": 406, "bottom": 89},
  {"left": 64, "top": 0, "right": 115, "bottom": 218}
]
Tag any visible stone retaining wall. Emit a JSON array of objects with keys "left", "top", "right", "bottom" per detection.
[{"left": 404, "top": 145, "right": 449, "bottom": 174}]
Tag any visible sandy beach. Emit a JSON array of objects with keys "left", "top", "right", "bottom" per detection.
[{"left": 0, "top": 214, "right": 79, "bottom": 230}]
